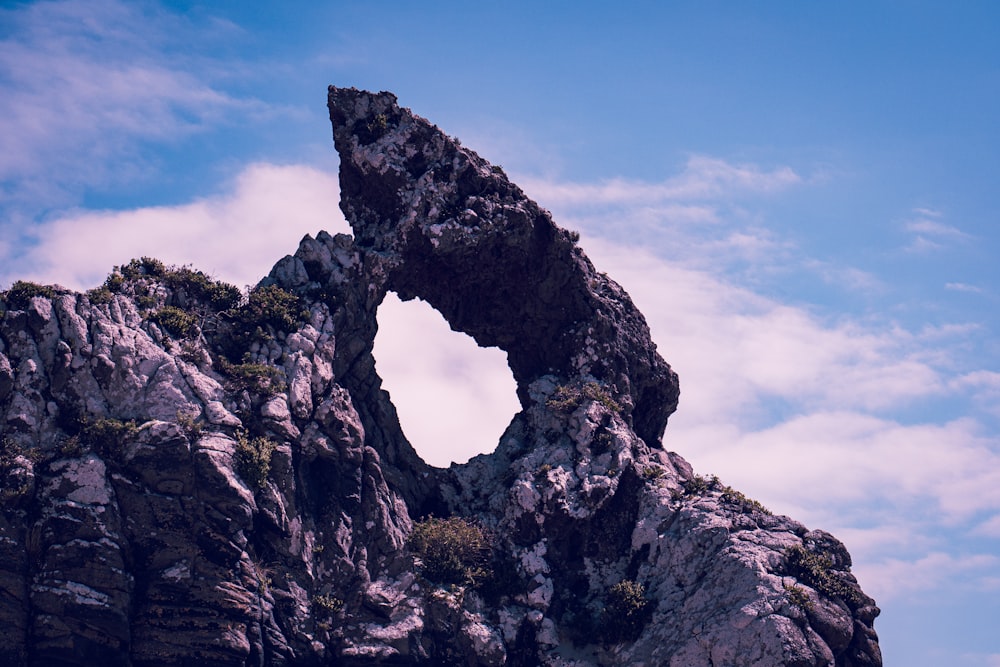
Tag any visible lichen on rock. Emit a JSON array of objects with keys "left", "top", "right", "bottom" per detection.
[{"left": 0, "top": 87, "right": 880, "bottom": 666}]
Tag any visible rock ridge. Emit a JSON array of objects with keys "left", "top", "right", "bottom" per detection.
[{"left": 0, "top": 87, "right": 880, "bottom": 666}]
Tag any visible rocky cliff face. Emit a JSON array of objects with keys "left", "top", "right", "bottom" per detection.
[{"left": 0, "top": 87, "right": 880, "bottom": 666}]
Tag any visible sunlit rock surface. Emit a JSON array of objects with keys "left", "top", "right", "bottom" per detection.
[{"left": 0, "top": 87, "right": 879, "bottom": 666}]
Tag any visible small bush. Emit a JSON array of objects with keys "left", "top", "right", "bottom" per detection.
[
  {"left": 248, "top": 556, "right": 274, "bottom": 595},
  {"left": 680, "top": 474, "right": 718, "bottom": 496},
  {"left": 408, "top": 516, "right": 493, "bottom": 588},
  {"left": 0, "top": 439, "right": 37, "bottom": 503},
  {"left": 241, "top": 284, "right": 304, "bottom": 332},
  {"left": 176, "top": 410, "right": 203, "bottom": 440},
  {"left": 80, "top": 417, "right": 139, "bottom": 458},
  {"left": 784, "top": 582, "right": 813, "bottom": 611},
  {"left": 163, "top": 267, "right": 241, "bottom": 310},
  {"left": 220, "top": 360, "right": 287, "bottom": 395},
  {"left": 546, "top": 381, "right": 621, "bottom": 414},
  {"left": 784, "top": 544, "right": 864, "bottom": 607},
  {"left": 85, "top": 286, "right": 115, "bottom": 304},
  {"left": 719, "top": 485, "right": 771, "bottom": 515},
  {"left": 592, "top": 428, "right": 615, "bottom": 455},
  {"left": 234, "top": 431, "right": 277, "bottom": 490},
  {"left": 312, "top": 594, "right": 344, "bottom": 614},
  {"left": 601, "top": 579, "right": 651, "bottom": 643},
  {"left": 148, "top": 306, "right": 199, "bottom": 337},
  {"left": 218, "top": 284, "right": 306, "bottom": 361},
  {"left": 642, "top": 466, "right": 665, "bottom": 481},
  {"left": 121, "top": 257, "right": 166, "bottom": 280},
  {"left": 104, "top": 272, "right": 126, "bottom": 293},
  {"left": 0, "top": 437, "right": 33, "bottom": 469},
  {"left": 3, "top": 281, "right": 56, "bottom": 310},
  {"left": 59, "top": 435, "right": 83, "bottom": 458},
  {"left": 367, "top": 113, "right": 388, "bottom": 136}
]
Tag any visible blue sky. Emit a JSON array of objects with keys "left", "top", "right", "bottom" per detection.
[{"left": 2, "top": 1, "right": 999, "bottom": 664}]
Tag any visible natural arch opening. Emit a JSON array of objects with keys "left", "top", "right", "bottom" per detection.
[{"left": 373, "top": 291, "right": 521, "bottom": 468}]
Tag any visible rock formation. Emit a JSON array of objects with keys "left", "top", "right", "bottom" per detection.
[{"left": 0, "top": 87, "right": 880, "bottom": 666}]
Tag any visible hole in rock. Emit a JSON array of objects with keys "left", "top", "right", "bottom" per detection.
[{"left": 373, "top": 292, "right": 521, "bottom": 468}]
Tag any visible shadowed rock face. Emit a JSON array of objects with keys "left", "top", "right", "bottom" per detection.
[{"left": 0, "top": 87, "right": 880, "bottom": 666}]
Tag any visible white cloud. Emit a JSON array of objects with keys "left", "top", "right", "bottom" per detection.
[
  {"left": 584, "top": 239, "right": 950, "bottom": 418},
  {"left": 853, "top": 551, "right": 1000, "bottom": 603},
  {"left": 1, "top": 163, "right": 345, "bottom": 290}
]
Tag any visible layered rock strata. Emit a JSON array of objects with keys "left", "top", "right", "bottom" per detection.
[{"left": 0, "top": 87, "right": 880, "bottom": 666}]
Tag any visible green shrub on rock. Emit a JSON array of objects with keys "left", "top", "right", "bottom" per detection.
[
  {"left": 783, "top": 544, "right": 864, "bottom": 606},
  {"left": 601, "top": 579, "right": 651, "bottom": 643},
  {"left": 2, "top": 281, "right": 57, "bottom": 310},
  {"left": 148, "top": 306, "right": 199, "bottom": 338},
  {"left": 234, "top": 431, "right": 277, "bottom": 490},
  {"left": 407, "top": 516, "right": 493, "bottom": 588},
  {"left": 79, "top": 417, "right": 140, "bottom": 458}
]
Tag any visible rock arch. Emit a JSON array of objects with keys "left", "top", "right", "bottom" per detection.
[{"left": 327, "top": 86, "right": 680, "bottom": 449}]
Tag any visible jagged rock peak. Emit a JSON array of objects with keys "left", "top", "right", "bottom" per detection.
[{"left": 0, "top": 88, "right": 880, "bottom": 666}]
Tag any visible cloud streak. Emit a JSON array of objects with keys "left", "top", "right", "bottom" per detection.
[
  {"left": 0, "top": 0, "right": 273, "bottom": 211},
  {"left": 519, "top": 155, "right": 802, "bottom": 206},
  {"left": 902, "top": 208, "right": 971, "bottom": 253}
]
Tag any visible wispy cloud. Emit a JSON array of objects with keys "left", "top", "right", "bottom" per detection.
[
  {"left": 855, "top": 552, "right": 1000, "bottom": 603},
  {"left": 519, "top": 155, "right": 801, "bottom": 206},
  {"left": 946, "top": 282, "right": 984, "bottom": 294},
  {"left": 0, "top": 0, "right": 273, "bottom": 211},
  {"left": 903, "top": 208, "right": 971, "bottom": 253}
]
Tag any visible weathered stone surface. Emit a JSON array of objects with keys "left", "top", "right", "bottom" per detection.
[{"left": 0, "top": 87, "right": 880, "bottom": 666}]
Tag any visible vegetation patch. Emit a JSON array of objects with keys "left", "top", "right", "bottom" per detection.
[
  {"left": 783, "top": 544, "right": 864, "bottom": 607},
  {"left": 407, "top": 516, "right": 493, "bottom": 588},
  {"left": 0, "top": 438, "right": 40, "bottom": 502},
  {"left": 641, "top": 466, "right": 665, "bottom": 481},
  {"left": 79, "top": 417, "right": 140, "bottom": 458},
  {"left": 2, "top": 281, "right": 57, "bottom": 310},
  {"left": 312, "top": 594, "right": 344, "bottom": 614},
  {"left": 163, "top": 267, "right": 242, "bottom": 310},
  {"left": 120, "top": 257, "right": 167, "bottom": 280},
  {"left": 783, "top": 582, "right": 813, "bottom": 611},
  {"left": 220, "top": 359, "right": 287, "bottom": 395},
  {"left": 535, "top": 463, "right": 553, "bottom": 481},
  {"left": 676, "top": 474, "right": 719, "bottom": 498},
  {"left": 238, "top": 284, "right": 304, "bottom": 332},
  {"left": 148, "top": 305, "right": 199, "bottom": 338},
  {"left": 366, "top": 112, "right": 388, "bottom": 139},
  {"left": 719, "top": 485, "right": 772, "bottom": 515},
  {"left": 600, "top": 579, "right": 652, "bottom": 643},
  {"left": 546, "top": 381, "right": 621, "bottom": 414},
  {"left": 0, "top": 437, "right": 38, "bottom": 469},
  {"left": 218, "top": 283, "right": 307, "bottom": 361},
  {"left": 234, "top": 431, "right": 277, "bottom": 490},
  {"left": 176, "top": 410, "right": 203, "bottom": 440}
]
